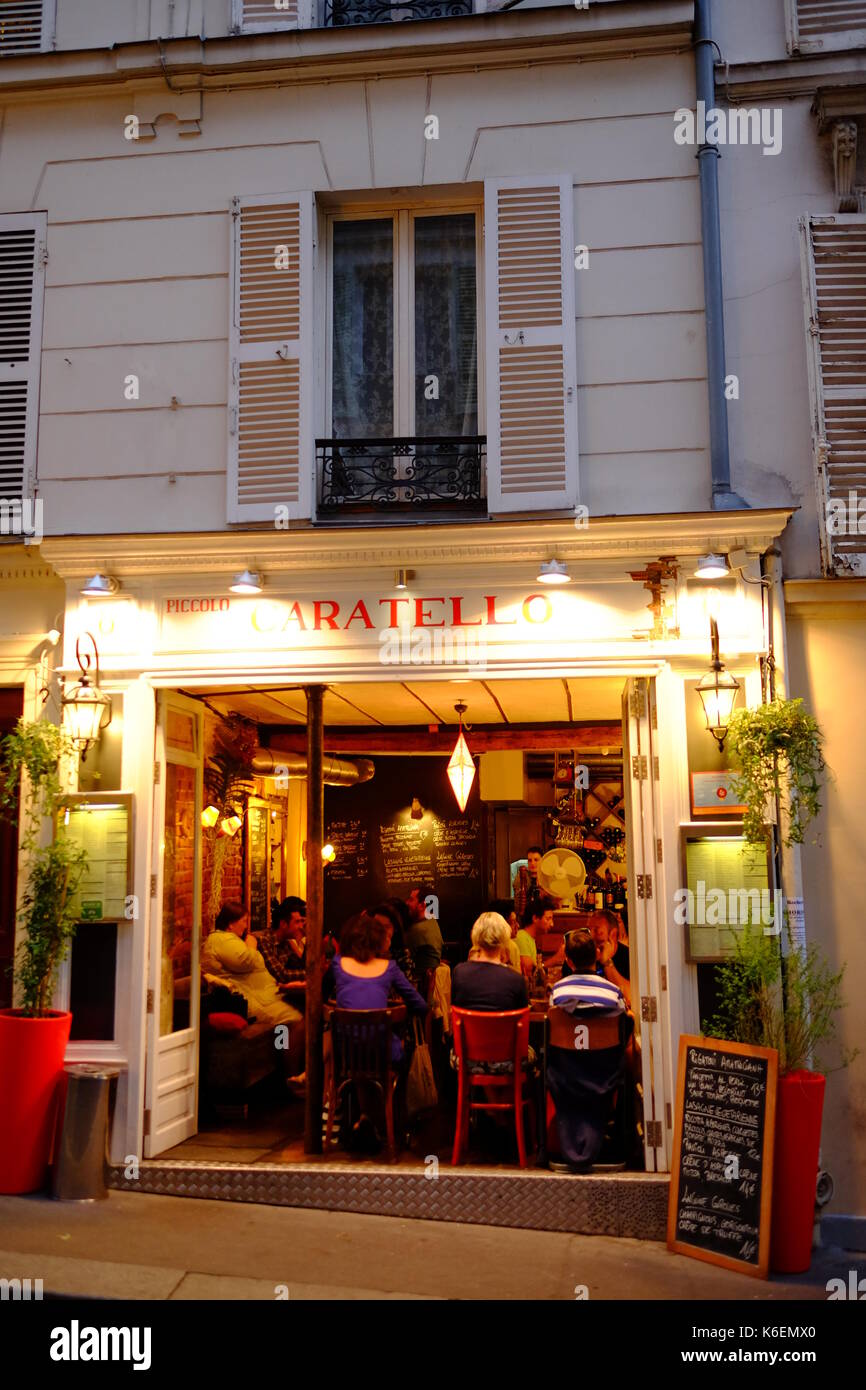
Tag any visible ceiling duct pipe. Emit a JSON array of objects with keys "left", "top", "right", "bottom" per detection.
[
  {"left": 251, "top": 748, "right": 375, "bottom": 787},
  {"left": 694, "top": 0, "right": 748, "bottom": 512}
]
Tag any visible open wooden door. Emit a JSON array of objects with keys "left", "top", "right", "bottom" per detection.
[
  {"left": 622, "top": 676, "right": 671, "bottom": 1173},
  {"left": 144, "top": 692, "right": 203, "bottom": 1156}
]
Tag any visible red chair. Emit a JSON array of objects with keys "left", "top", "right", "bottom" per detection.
[{"left": 451, "top": 1007, "right": 533, "bottom": 1168}]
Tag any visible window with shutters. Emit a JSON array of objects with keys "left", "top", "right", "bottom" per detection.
[
  {"left": 318, "top": 201, "right": 485, "bottom": 521},
  {"left": 787, "top": 0, "right": 866, "bottom": 52},
  {"left": 231, "top": 0, "right": 312, "bottom": 30},
  {"left": 0, "top": 214, "right": 46, "bottom": 515},
  {"left": 800, "top": 215, "right": 866, "bottom": 575},
  {"left": 0, "top": 0, "right": 54, "bottom": 54}
]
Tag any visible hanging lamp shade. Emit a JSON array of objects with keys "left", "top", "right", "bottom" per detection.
[{"left": 447, "top": 702, "right": 476, "bottom": 812}]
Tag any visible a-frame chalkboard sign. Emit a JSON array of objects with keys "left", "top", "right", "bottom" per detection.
[{"left": 667, "top": 1035, "right": 778, "bottom": 1279}]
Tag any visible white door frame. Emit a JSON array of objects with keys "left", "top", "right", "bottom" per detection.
[
  {"left": 143, "top": 690, "right": 203, "bottom": 1156},
  {"left": 622, "top": 674, "right": 673, "bottom": 1173}
]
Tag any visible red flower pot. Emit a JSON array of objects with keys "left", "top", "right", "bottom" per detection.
[
  {"left": 771, "top": 1069, "right": 826, "bottom": 1274},
  {"left": 0, "top": 1009, "right": 72, "bottom": 1194}
]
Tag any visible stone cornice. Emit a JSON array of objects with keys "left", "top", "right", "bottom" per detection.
[
  {"left": 0, "top": 3, "right": 693, "bottom": 102},
  {"left": 39, "top": 509, "right": 794, "bottom": 582},
  {"left": 784, "top": 577, "right": 866, "bottom": 608},
  {"left": 719, "top": 53, "right": 866, "bottom": 103}
]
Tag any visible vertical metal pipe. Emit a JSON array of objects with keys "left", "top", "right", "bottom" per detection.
[
  {"left": 695, "top": 0, "right": 748, "bottom": 511},
  {"left": 303, "top": 684, "right": 325, "bottom": 1153}
]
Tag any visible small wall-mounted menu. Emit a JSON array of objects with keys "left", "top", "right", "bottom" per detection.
[
  {"left": 667, "top": 1035, "right": 777, "bottom": 1278},
  {"left": 247, "top": 801, "right": 270, "bottom": 934},
  {"left": 60, "top": 796, "right": 132, "bottom": 922}
]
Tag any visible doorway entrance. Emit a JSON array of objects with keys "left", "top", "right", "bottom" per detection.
[{"left": 142, "top": 673, "right": 668, "bottom": 1172}]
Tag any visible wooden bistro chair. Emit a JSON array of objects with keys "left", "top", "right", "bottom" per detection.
[
  {"left": 324, "top": 1006, "right": 405, "bottom": 1163},
  {"left": 451, "top": 1007, "right": 533, "bottom": 1168}
]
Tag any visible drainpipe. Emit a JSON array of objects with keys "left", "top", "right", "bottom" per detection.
[{"left": 694, "top": 0, "right": 749, "bottom": 511}]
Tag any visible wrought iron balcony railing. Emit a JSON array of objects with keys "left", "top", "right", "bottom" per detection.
[
  {"left": 316, "top": 437, "right": 486, "bottom": 520},
  {"left": 323, "top": 0, "right": 473, "bottom": 25}
]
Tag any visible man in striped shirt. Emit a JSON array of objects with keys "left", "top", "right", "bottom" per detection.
[{"left": 551, "top": 927, "right": 626, "bottom": 1016}]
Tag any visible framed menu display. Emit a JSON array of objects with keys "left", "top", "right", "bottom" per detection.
[
  {"left": 680, "top": 824, "right": 773, "bottom": 963},
  {"left": 58, "top": 793, "right": 133, "bottom": 923}
]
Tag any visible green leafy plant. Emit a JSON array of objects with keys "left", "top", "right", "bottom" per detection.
[
  {"left": 727, "top": 698, "right": 826, "bottom": 846},
  {"left": 0, "top": 720, "right": 88, "bottom": 1017},
  {"left": 703, "top": 921, "right": 856, "bottom": 1075}
]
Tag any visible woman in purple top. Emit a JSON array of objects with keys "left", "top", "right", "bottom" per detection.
[{"left": 328, "top": 911, "right": 427, "bottom": 1064}]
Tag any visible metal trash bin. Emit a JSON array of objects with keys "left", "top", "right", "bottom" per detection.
[{"left": 52, "top": 1064, "right": 121, "bottom": 1201}]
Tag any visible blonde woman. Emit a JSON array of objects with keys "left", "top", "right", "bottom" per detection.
[{"left": 453, "top": 913, "right": 529, "bottom": 1012}]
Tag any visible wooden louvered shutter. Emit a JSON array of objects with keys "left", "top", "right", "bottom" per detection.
[
  {"left": 800, "top": 215, "right": 866, "bottom": 575},
  {"left": 791, "top": 1, "right": 866, "bottom": 52},
  {"left": 232, "top": 0, "right": 313, "bottom": 30},
  {"left": 0, "top": 214, "right": 45, "bottom": 504},
  {"left": 0, "top": 1, "right": 51, "bottom": 54},
  {"left": 228, "top": 193, "right": 314, "bottom": 523},
  {"left": 484, "top": 176, "right": 578, "bottom": 514}
]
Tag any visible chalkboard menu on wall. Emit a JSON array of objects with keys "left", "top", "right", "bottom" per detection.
[
  {"left": 324, "top": 755, "right": 483, "bottom": 945},
  {"left": 247, "top": 801, "right": 270, "bottom": 935},
  {"left": 667, "top": 1035, "right": 778, "bottom": 1278}
]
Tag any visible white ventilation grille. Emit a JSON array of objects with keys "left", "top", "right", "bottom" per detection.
[
  {"left": 237, "top": 359, "right": 300, "bottom": 505},
  {"left": 803, "top": 218, "right": 866, "bottom": 573},
  {"left": 497, "top": 186, "right": 563, "bottom": 329},
  {"left": 228, "top": 193, "right": 313, "bottom": 522},
  {"left": 796, "top": 0, "right": 866, "bottom": 38},
  {"left": 499, "top": 344, "right": 567, "bottom": 493},
  {"left": 239, "top": 204, "right": 300, "bottom": 342},
  {"left": 0, "top": 1, "right": 44, "bottom": 55},
  {"left": 485, "top": 176, "right": 578, "bottom": 513}
]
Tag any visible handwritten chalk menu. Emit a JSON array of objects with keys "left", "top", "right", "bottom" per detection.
[
  {"left": 433, "top": 817, "right": 481, "bottom": 879},
  {"left": 247, "top": 802, "right": 270, "bottom": 934},
  {"left": 324, "top": 754, "right": 483, "bottom": 941},
  {"left": 667, "top": 1035, "right": 777, "bottom": 1278},
  {"left": 327, "top": 818, "right": 370, "bottom": 883},
  {"left": 60, "top": 796, "right": 132, "bottom": 922}
]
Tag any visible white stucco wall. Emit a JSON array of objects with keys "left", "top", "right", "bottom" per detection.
[{"left": 1, "top": 44, "right": 713, "bottom": 535}]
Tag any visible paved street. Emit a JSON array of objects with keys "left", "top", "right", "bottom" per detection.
[{"left": 0, "top": 1193, "right": 862, "bottom": 1301}]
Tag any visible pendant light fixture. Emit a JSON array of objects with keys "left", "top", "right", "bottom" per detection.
[
  {"left": 447, "top": 701, "right": 476, "bottom": 812},
  {"left": 696, "top": 617, "right": 741, "bottom": 750}
]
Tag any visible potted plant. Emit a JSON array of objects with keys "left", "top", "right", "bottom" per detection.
[
  {"left": 706, "top": 697, "right": 851, "bottom": 1272},
  {"left": 0, "top": 719, "right": 87, "bottom": 1194}
]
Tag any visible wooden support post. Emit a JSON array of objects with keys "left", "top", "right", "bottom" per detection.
[{"left": 304, "top": 684, "right": 325, "bottom": 1153}]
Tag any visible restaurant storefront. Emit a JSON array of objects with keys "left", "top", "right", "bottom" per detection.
[{"left": 37, "top": 511, "right": 792, "bottom": 1205}]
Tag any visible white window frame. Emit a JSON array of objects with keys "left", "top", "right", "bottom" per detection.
[
  {"left": 323, "top": 197, "right": 485, "bottom": 441},
  {"left": 786, "top": 0, "right": 866, "bottom": 54},
  {"left": 231, "top": 0, "right": 314, "bottom": 32}
]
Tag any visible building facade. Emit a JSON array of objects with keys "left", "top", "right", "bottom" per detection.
[
  {"left": 0, "top": 0, "right": 858, "bottom": 1228},
  {"left": 714, "top": 0, "right": 866, "bottom": 1234}
]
